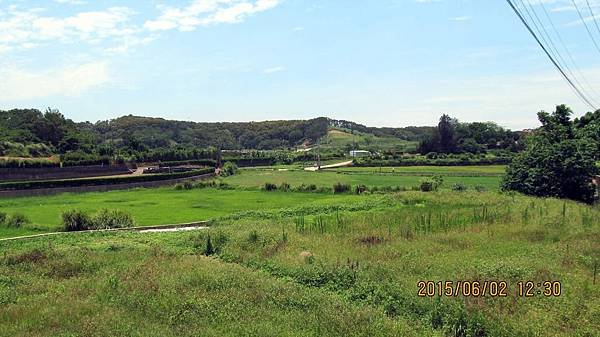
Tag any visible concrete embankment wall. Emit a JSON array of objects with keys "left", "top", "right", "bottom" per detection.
[
  {"left": 0, "top": 173, "right": 215, "bottom": 198},
  {"left": 0, "top": 165, "right": 132, "bottom": 181}
]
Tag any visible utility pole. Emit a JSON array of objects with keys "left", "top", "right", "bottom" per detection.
[{"left": 317, "top": 138, "right": 321, "bottom": 170}]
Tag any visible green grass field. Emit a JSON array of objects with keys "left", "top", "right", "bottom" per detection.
[
  {"left": 332, "top": 165, "right": 506, "bottom": 175},
  {"left": 225, "top": 167, "right": 502, "bottom": 190},
  {"left": 1, "top": 191, "right": 598, "bottom": 336},
  {"left": 0, "top": 165, "right": 505, "bottom": 239},
  {"left": 0, "top": 188, "right": 364, "bottom": 239}
]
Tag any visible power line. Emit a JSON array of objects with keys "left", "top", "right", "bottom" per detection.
[
  {"left": 519, "top": 0, "right": 599, "bottom": 106},
  {"left": 571, "top": 0, "right": 600, "bottom": 55},
  {"left": 585, "top": 0, "right": 600, "bottom": 40},
  {"left": 536, "top": 0, "right": 600, "bottom": 105},
  {"left": 505, "top": 0, "right": 597, "bottom": 110}
]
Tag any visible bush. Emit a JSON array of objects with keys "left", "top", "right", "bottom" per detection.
[
  {"left": 474, "top": 185, "right": 487, "bottom": 192},
  {"left": 92, "top": 209, "right": 135, "bottom": 229},
  {"left": 452, "top": 183, "right": 468, "bottom": 192},
  {"left": 62, "top": 209, "right": 135, "bottom": 231},
  {"left": 62, "top": 210, "right": 92, "bottom": 232},
  {"left": 279, "top": 182, "right": 291, "bottom": 191},
  {"left": 263, "top": 182, "right": 278, "bottom": 191},
  {"left": 296, "top": 184, "right": 317, "bottom": 192},
  {"left": 355, "top": 185, "right": 367, "bottom": 194},
  {"left": 333, "top": 183, "right": 351, "bottom": 194},
  {"left": 0, "top": 212, "right": 6, "bottom": 225},
  {"left": 221, "top": 162, "right": 239, "bottom": 177},
  {"left": 7, "top": 213, "right": 29, "bottom": 228},
  {"left": 419, "top": 175, "right": 443, "bottom": 192}
]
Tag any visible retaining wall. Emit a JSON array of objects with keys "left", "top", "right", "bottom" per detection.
[{"left": 0, "top": 173, "right": 215, "bottom": 198}]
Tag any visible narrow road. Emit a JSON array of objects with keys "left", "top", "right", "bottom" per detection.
[{"left": 304, "top": 160, "right": 354, "bottom": 171}]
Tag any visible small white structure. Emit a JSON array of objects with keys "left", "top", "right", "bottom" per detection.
[{"left": 349, "top": 150, "right": 371, "bottom": 158}]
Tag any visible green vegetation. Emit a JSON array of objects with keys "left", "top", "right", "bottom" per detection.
[
  {"left": 418, "top": 114, "right": 522, "bottom": 154},
  {"left": 320, "top": 128, "right": 418, "bottom": 152},
  {"left": 503, "top": 105, "right": 600, "bottom": 203},
  {"left": 0, "top": 187, "right": 365, "bottom": 239},
  {"left": 1, "top": 191, "right": 598, "bottom": 336},
  {"left": 333, "top": 165, "right": 506, "bottom": 175},
  {"left": 224, "top": 168, "right": 501, "bottom": 191},
  {"left": 62, "top": 209, "right": 135, "bottom": 232}
]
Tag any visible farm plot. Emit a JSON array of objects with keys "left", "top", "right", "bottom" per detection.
[
  {"left": 0, "top": 187, "right": 364, "bottom": 239},
  {"left": 224, "top": 167, "right": 502, "bottom": 190}
]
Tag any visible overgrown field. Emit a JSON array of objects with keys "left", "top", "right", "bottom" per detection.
[{"left": 1, "top": 191, "right": 598, "bottom": 336}]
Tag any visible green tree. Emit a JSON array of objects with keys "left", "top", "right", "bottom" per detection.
[{"left": 502, "top": 105, "right": 598, "bottom": 203}]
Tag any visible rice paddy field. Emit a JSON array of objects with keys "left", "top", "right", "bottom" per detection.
[
  {"left": 229, "top": 166, "right": 503, "bottom": 191},
  {"left": 0, "top": 165, "right": 599, "bottom": 336}
]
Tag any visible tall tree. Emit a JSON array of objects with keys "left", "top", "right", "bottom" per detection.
[{"left": 502, "top": 105, "right": 598, "bottom": 203}]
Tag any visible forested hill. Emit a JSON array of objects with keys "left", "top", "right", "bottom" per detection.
[
  {"left": 0, "top": 110, "right": 331, "bottom": 155},
  {"left": 329, "top": 119, "right": 434, "bottom": 141},
  {"left": 1, "top": 109, "right": 444, "bottom": 157},
  {"left": 91, "top": 115, "right": 329, "bottom": 150}
]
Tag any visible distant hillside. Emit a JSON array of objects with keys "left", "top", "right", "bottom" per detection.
[
  {"left": 320, "top": 128, "right": 418, "bottom": 152},
  {"left": 1, "top": 109, "right": 442, "bottom": 159}
]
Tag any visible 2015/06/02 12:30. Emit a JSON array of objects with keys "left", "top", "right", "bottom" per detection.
[{"left": 417, "top": 280, "right": 562, "bottom": 298}]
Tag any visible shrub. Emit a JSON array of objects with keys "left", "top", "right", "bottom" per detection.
[
  {"left": 7, "top": 213, "right": 29, "bottom": 228},
  {"left": 263, "top": 182, "right": 278, "bottom": 191},
  {"left": 333, "top": 183, "right": 351, "bottom": 194},
  {"left": 452, "top": 183, "right": 468, "bottom": 192},
  {"left": 62, "top": 210, "right": 92, "bottom": 232},
  {"left": 205, "top": 235, "right": 215, "bottom": 256},
  {"left": 183, "top": 181, "right": 194, "bottom": 190},
  {"left": 419, "top": 175, "right": 444, "bottom": 192},
  {"left": 0, "top": 212, "right": 6, "bottom": 225},
  {"left": 279, "top": 182, "right": 291, "bottom": 191},
  {"left": 474, "top": 185, "right": 487, "bottom": 192},
  {"left": 248, "top": 230, "right": 259, "bottom": 243},
  {"left": 92, "top": 209, "right": 135, "bottom": 229},
  {"left": 296, "top": 184, "right": 317, "bottom": 192},
  {"left": 355, "top": 185, "right": 367, "bottom": 194},
  {"left": 221, "top": 162, "right": 239, "bottom": 177}
]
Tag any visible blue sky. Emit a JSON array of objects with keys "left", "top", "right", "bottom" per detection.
[{"left": 1, "top": 0, "right": 599, "bottom": 129}]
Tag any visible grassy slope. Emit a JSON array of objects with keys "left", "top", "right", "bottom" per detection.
[
  {"left": 0, "top": 235, "right": 419, "bottom": 337},
  {"left": 0, "top": 188, "right": 363, "bottom": 239},
  {"left": 1, "top": 191, "right": 598, "bottom": 336},
  {"left": 320, "top": 128, "right": 418, "bottom": 152}
]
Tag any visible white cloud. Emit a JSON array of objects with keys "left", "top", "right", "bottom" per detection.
[
  {"left": 144, "top": 0, "right": 281, "bottom": 32},
  {"left": 0, "top": 61, "right": 110, "bottom": 101},
  {"left": 264, "top": 66, "right": 284, "bottom": 74},
  {"left": 0, "top": 6, "right": 140, "bottom": 53},
  {"left": 449, "top": 16, "right": 470, "bottom": 21},
  {"left": 53, "top": 0, "right": 87, "bottom": 5}
]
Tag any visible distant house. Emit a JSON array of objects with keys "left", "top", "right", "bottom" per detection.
[{"left": 349, "top": 150, "right": 371, "bottom": 158}]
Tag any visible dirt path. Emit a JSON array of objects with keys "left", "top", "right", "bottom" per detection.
[
  {"left": 304, "top": 160, "right": 353, "bottom": 171},
  {"left": 0, "top": 221, "right": 208, "bottom": 243}
]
